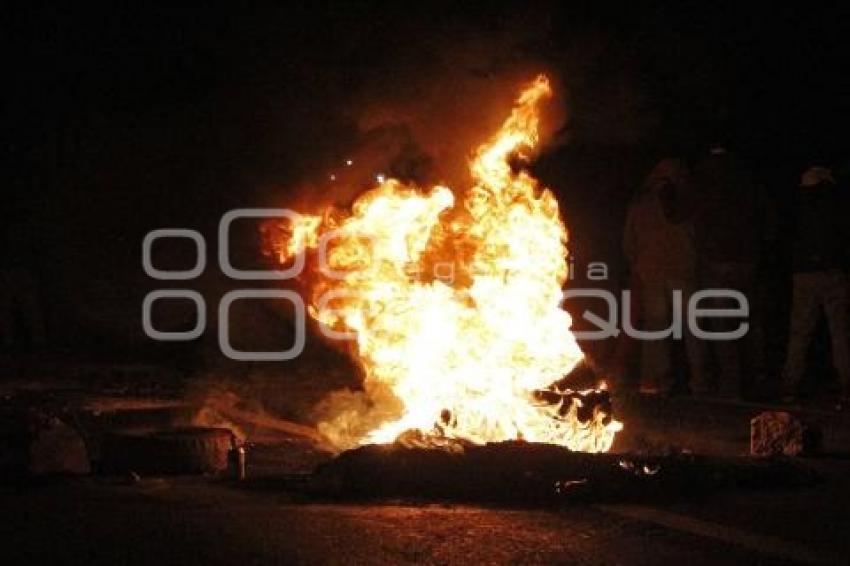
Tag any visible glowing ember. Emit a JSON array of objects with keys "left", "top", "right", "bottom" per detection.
[{"left": 267, "top": 75, "right": 622, "bottom": 452}]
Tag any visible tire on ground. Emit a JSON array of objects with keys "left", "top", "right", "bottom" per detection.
[{"left": 99, "top": 427, "right": 232, "bottom": 475}]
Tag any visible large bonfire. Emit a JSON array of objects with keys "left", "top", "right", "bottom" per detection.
[{"left": 267, "top": 75, "right": 622, "bottom": 453}]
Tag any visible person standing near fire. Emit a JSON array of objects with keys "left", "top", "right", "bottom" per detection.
[
  {"left": 623, "top": 158, "right": 709, "bottom": 395},
  {"left": 694, "top": 143, "right": 776, "bottom": 399},
  {"left": 781, "top": 164, "right": 850, "bottom": 402}
]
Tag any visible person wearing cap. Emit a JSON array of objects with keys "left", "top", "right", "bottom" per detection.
[
  {"left": 781, "top": 165, "right": 850, "bottom": 401},
  {"left": 623, "top": 158, "right": 708, "bottom": 395}
]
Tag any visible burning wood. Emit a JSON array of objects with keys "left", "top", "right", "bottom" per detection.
[
  {"left": 199, "top": 391, "right": 332, "bottom": 449},
  {"left": 533, "top": 385, "right": 615, "bottom": 427},
  {"left": 387, "top": 385, "right": 616, "bottom": 451}
]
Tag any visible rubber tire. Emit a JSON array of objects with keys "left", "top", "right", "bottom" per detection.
[{"left": 99, "top": 427, "right": 232, "bottom": 475}]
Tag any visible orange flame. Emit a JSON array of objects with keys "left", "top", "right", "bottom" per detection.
[{"left": 270, "top": 75, "right": 621, "bottom": 452}]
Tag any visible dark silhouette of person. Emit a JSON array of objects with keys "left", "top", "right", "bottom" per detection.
[
  {"left": 781, "top": 165, "right": 850, "bottom": 401},
  {"left": 694, "top": 143, "right": 777, "bottom": 398}
]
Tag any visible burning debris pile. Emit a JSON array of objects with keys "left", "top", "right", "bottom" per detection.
[
  {"left": 265, "top": 75, "right": 621, "bottom": 453},
  {"left": 305, "top": 441, "right": 818, "bottom": 505}
]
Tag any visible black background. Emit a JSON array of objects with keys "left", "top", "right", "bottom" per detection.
[{"left": 4, "top": 2, "right": 848, "bottom": 363}]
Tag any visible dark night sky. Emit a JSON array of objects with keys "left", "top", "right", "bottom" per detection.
[{"left": 4, "top": 2, "right": 848, "bottom": 357}]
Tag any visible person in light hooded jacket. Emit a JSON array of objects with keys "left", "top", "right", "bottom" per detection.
[{"left": 623, "top": 158, "right": 708, "bottom": 394}]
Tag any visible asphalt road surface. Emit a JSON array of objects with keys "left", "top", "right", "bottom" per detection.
[{"left": 2, "top": 372, "right": 850, "bottom": 565}]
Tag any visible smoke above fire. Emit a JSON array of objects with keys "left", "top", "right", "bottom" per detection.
[
  {"left": 259, "top": 12, "right": 574, "bottom": 214},
  {"left": 266, "top": 75, "right": 621, "bottom": 453}
]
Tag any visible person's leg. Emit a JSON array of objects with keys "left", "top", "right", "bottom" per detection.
[
  {"left": 782, "top": 273, "right": 822, "bottom": 396},
  {"left": 703, "top": 262, "right": 751, "bottom": 397},
  {"left": 17, "top": 272, "right": 46, "bottom": 347},
  {"left": 678, "top": 277, "right": 711, "bottom": 395},
  {"left": 0, "top": 278, "right": 11, "bottom": 350},
  {"left": 638, "top": 279, "right": 674, "bottom": 393},
  {"left": 822, "top": 271, "right": 850, "bottom": 395},
  {"left": 745, "top": 272, "right": 771, "bottom": 396},
  {"left": 0, "top": 288, "right": 14, "bottom": 351}
]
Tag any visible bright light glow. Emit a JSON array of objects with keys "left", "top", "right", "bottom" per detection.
[{"left": 268, "top": 75, "right": 621, "bottom": 452}]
